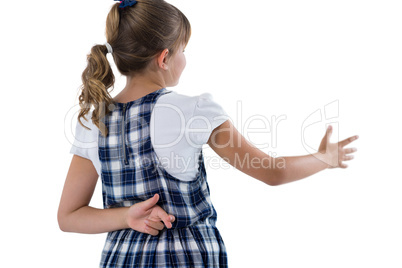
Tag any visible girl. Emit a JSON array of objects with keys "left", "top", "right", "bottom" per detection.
[{"left": 58, "top": 0, "right": 359, "bottom": 267}]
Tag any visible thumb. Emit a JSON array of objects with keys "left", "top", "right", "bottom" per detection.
[
  {"left": 325, "top": 125, "right": 332, "bottom": 144},
  {"left": 140, "top": 194, "right": 160, "bottom": 211}
]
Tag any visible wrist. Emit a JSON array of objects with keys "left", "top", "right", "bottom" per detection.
[
  {"left": 121, "top": 207, "right": 130, "bottom": 229},
  {"left": 313, "top": 151, "right": 331, "bottom": 169}
]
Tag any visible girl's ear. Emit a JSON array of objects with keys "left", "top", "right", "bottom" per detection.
[{"left": 157, "top": 48, "right": 169, "bottom": 70}]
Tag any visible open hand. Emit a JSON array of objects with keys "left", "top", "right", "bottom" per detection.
[
  {"left": 318, "top": 125, "right": 359, "bottom": 168},
  {"left": 126, "top": 194, "right": 175, "bottom": 236}
]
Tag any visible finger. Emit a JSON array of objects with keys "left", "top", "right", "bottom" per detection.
[
  {"left": 144, "top": 225, "right": 159, "bottom": 236},
  {"left": 344, "top": 147, "right": 357, "bottom": 154},
  {"left": 339, "top": 162, "right": 348, "bottom": 168},
  {"left": 155, "top": 207, "right": 175, "bottom": 229},
  {"left": 161, "top": 214, "right": 173, "bottom": 229},
  {"left": 339, "top": 135, "right": 359, "bottom": 147},
  {"left": 343, "top": 155, "right": 354, "bottom": 161},
  {"left": 167, "top": 215, "right": 176, "bottom": 228},
  {"left": 140, "top": 194, "right": 160, "bottom": 211},
  {"left": 145, "top": 219, "right": 165, "bottom": 231}
]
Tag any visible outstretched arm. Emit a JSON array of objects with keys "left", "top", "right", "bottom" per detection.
[
  {"left": 57, "top": 155, "right": 175, "bottom": 235},
  {"left": 207, "top": 120, "right": 358, "bottom": 186}
]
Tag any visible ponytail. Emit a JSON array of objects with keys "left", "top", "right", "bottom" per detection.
[
  {"left": 78, "top": 44, "right": 115, "bottom": 137},
  {"left": 77, "top": 3, "right": 120, "bottom": 137}
]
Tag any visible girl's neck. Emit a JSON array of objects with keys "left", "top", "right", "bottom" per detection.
[{"left": 113, "top": 71, "right": 166, "bottom": 103}]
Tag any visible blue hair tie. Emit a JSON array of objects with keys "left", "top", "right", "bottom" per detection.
[{"left": 115, "top": 0, "right": 138, "bottom": 8}]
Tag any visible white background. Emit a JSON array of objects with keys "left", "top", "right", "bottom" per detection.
[{"left": 1, "top": 0, "right": 401, "bottom": 267}]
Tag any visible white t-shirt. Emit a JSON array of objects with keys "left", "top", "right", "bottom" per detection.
[{"left": 70, "top": 91, "right": 229, "bottom": 181}]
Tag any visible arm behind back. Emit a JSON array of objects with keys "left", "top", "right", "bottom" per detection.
[
  {"left": 207, "top": 120, "right": 282, "bottom": 186},
  {"left": 57, "top": 155, "right": 99, "bottom": 231}
]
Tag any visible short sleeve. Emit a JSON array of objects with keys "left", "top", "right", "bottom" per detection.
[
  {"left": 188, "top": 93, "right": 230, "bottom": 145},
  {"left": 69, "top": 112, "right": 101, "bottom": 175}
]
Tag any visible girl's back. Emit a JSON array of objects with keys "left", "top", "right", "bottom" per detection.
[{"left": 97, "top": 88, "right": 227, "bottom": 267}]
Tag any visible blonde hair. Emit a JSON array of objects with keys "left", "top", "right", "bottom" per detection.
[{"left": 78, "top": 0, "right": 191, "bottom": 136}]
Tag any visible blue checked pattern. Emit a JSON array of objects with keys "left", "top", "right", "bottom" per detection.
[{"left": 98, "top": 88, "right": 228, "bottom": 267}]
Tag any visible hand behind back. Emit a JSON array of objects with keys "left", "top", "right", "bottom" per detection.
[{"left": 126, "top": 194, "right": 175, "bottom": 236}]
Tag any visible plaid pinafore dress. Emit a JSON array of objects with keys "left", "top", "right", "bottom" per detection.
[{"left": 98, "top": 88, "right": 228, "bottom": 268}]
